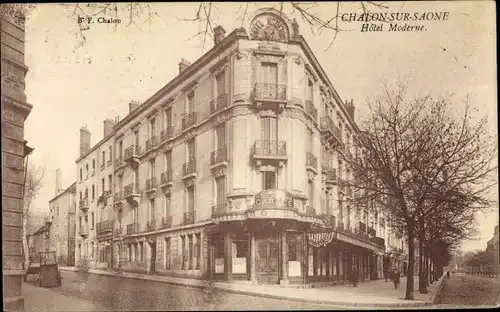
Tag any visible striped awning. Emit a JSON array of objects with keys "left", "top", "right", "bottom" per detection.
[{"left": 307, "top": 232, "right": 335, "bottom": 247}]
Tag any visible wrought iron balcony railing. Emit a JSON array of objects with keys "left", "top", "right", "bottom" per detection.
[
  {"left": 100, "top": 163, "right": 105, "bottom": 170},
  {"left": 320, "top": 116, "right": 342, "bottom": 142},
  {"left": 183, "top": 211, "right": 195, "bottom": 225},
  {"left": 182, "top": 159, "right": 196, "bottom": 177},
  {"left": 210, "top": 93, "right": 228, "bottom": 114},
  {"left": 371, "top": 236, "right": 385, "bottom": 247},
  {"left": 211, "top": 203, "right": 229, "bottom": 216},
  {"left": 161, "top": 126, "right": 174, "bottom": 142},
  {"left": 306, "top": 152, "right": 317, "bottom": 169},
  {"left": 210, "top": 147, "right": 227, "bottom": 165},
  {"left": 320, "top": 214, "right": 336, "bottom": 228},
  {"left": 146, "top": 177, "right": 157, "bottom": 191},
  {"left": 96, "top": 220, "right": 113, "bottom": 234},
  {"left": 113, "top": 191, "right": 123, "bottom": 202},
  {"left": 145, "top": 136, "right": 158, "bottom": 152},
  {"left": 161, "top": 170, "right": 173, "bottom": 185},
  {"left": 124, "top": 145, "right": 141, "bottom": 159},
  {"left": 161, "top": 216, "right": 173, "bottom": 229},
  {"left": 127, "top": 223, "right": 138, "bottom": 235},
  {"left": 124, "top": 183, "right": 139, "bottom": 198},
  {"left": 322, "top": 165, "right": 337, "bottom": 184},
  {"left": 252, "top": 140, "right": 287, "bottom": 157},
  {"left": 107, "top": 158, "right": 112, "bottom": 166},
  {"left": 146, "top": 220, "right": 156, "bottom": 232},
  {"left": 114, "top": 156, "right": 124, "bottom": 168},
  {"left": 306, "top": 100, "right": 318, "bottom": 121},
  {"left": 181, "top": 112, "right": 197, "bottom": 130},
  {"left": 79, "top": 198, "right": 89, "bottom": 211},
  {"left": 254, "top": 83, "right": 286, "bottom": 101}
]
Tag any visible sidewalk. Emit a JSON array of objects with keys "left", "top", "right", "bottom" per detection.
[
  {"left": 23, "top": 281, "right": 107, "bottom": 312},
  {"left": 59, "top": 266, "right": 444, "bottom": 307}
]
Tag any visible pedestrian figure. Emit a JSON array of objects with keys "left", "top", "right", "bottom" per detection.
[
  {"left": 446, "top": 271, "right": 450, "bottom": 279},
  {"left": 392, "top": 269, "right": 400, "bottom": 289},
  {"left": 351, "top": 266, "right": 359, "bottom": 287}
]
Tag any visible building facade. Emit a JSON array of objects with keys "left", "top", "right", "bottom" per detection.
[
  {"left": 75, "top": 119, "right": 117, "bottom": 269},
  {"left": 75, "top": 8, "right": 407, "bottom": 286},
  {"left": 48, "top": 170, "right": 77, "bottom": 266},
  {"left": 26, "top": 223, "right": 51, "bottom": 257},
  {"left": 2, "top": 6, "right": 33, "bottom": 311}
]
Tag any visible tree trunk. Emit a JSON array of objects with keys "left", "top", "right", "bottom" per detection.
[
  {"left": 22, "top": 215, "right": 29, "bottom": 269},
  {"left": 405, "top": 220, "right": 415, "bottom": 300},
  {"left": 418, "top": 215, "right": 428, "bottom": 294}
]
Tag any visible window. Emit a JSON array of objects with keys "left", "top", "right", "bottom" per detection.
[
  {"left": 288, "top": 237, "right": 298, "bottom": 261},
  {"left": 92, "top": 159, "right": 95, "bottom": 172},
  {"left": 188, "top": 235, "right": 193, "bottom": 270},
  {"left": 164, "top": 237, "right": 171, "bottom": 270},
  {"left": 108, "top": 146, "right": 112, "bottom": 162},
  {"left": 181, "top": 236, "right": 186, "bottom": 270},
  {"left": 57, "top": 206, "right": 59, "bottom": 215},
  {"left": 86, "top": 163, "right": 89, "bottom": 175},
  {"left": 118, "top": 141, "right": 123, "bottom": 157},
  {"left": 101, "top": 151, "right": 105, "bottom": 165},
  {"left": 187, "top": 139, "right": 196, "bottom": 162},
  {"left": 187, "top": 91, "right": 195, "bottom": 113},
  {"left": 108, "top": 175, "right": 112, "bottom": 192},
  {"left": 165, "top": 107, "right": 172, "bottom": 128},
  {"left": 187, "top": 186, "right": 195, "bottom": 212},
  {"left": 215, "top": 176, "right": 226, "bottom": 205},
  {"left": 91, "top": 212, "right": 94, "bottom": 228},
  {"left": 165, "top": 151, "right": 172, "bottom": 171},
  {"left": 216, "top": 71, "right": 225, "bottom": 97},
  {"left": 101, "top": 178, "right": 105, "bottom": 193},
  {"left": 263, "top": 171, "right": 277, "bottom": 190},
  {"left": 134, "top": 168, "right": 139, "bottom": 190},
  {"left": 79, "top": 168, "right": 83, "bottom": 181},
  {"left": 150, "top": 118, "right": 156, "bottom": 138},
  {"left": 308, "top": 79, "right": 314, "bottom": 102},
  {"left": 260, "top": 62, "right": 278, "bottom": 85},
  {"left": 308, "top": 180, "right": 314, "bottom": 206},
  {"left": 91, "top": 242, "right": 94, "bottom": 259},
  {"left": 324, "top": 102, "right": 329, "bottom": 118},
  {"left": 326, "top": 190, "right": 331, "bottom": 215},
  {"left": 164, "top": 195, "right": 171, "bottom": 217},
  {"left": 308, "top": 129, "right": 313, "bottom": 153},
  {"left": 261, "top": 117, "right": 278, "bottom": 141},
  {"left": 92, "top": 184, "right": 95, "bottom": 200},
  {"left": 195, "top": 233, "right": 201, "bottom": 270},
  {"left": 215, "top": 123, "right": 225, "bottom": 149},
  {"left": 150, "top": 158, "right": 155, "bottom": 178},
  {"left": 149, "top": 199, "right": 155, "bottom": 221},
  {"left": 134, "top": 130, "right": 139, "bottom": 149}
]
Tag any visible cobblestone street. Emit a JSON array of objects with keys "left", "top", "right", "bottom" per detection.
[{"left": 435, "top": 273, "right": 500, "bottom": 308}]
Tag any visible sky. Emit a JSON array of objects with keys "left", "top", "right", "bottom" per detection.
[{"left": 23, "top": 1, "right": 497, "bottom": 252}]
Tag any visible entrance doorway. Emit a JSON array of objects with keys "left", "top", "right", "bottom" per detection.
[
  {"left": 256, "top": 238, "right": 279, "bottom": 284},
  {"left": 149, "top": 240, "right": 156, "bottom": 274}
]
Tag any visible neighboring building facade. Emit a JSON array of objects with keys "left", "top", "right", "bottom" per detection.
[
  {"left": 27, "top": 223, "right": 51, "bottom": 256},
  {"left": 48, "top": 169, "right": 77, "bottom": 266},
  {"left": 2, "top": 5, "right": 33, "bottom": 310},
  {"left": 75, "top": 8, "right": 406, "bottom": 286},
  {"left": 75, "top": 119, "right": 117, "bottom": 269}
]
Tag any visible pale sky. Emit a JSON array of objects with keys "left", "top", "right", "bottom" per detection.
[{"left": 24, "top": 2, "right": 498, "bottom": 252}]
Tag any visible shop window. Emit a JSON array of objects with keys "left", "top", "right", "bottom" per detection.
[
  {"left": 263, "top": 171, "right": 276, "bottom": 190},
  {"left": 232, "top": 240, "right": 247, "bottom": 274},
  {"left": 195, "top": 233, "right": 201, "bottom": 270},
  {"left": 181, "top": 236, "right": 186, "bottom": 270},
  {"left": 188, "top": 235, "right": 194, "bottom": 270},
  {"left": 287, "top": 236, "right": 302, "bottom": 277},
  {"left": 214, "top": 239, "right": 224, "bottom": 274},
  {"left": 308, "top": 246, "right": 314, "bottom": 276},
  {"left": 164, "top": 237, "right": 171, "bottom": 270}
]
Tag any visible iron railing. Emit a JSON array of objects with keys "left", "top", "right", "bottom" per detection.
[
  {"left": 146, "top": 177, "right": 157, "bottom": 191},
  {"left": 183, "top": 211, "right": 195, "bottom": 225},
  {"left": 96, "top": 220, "right": 113, "bottom": 233},
  {"left": 210, "top": 93, "right": 228, "bottom": 114},
  {"left": 210, "top": 147, "right": 227, "bottom": 165},
  {"left": 181, "top": 112, "right": 197, "bottom": 130},
  {"left": 79, "top": 198, "right": 89, "bottom": 210},
  {"left": 253, "top": 140, "right": 287, "bottom": 157},
  {"left": 161, "top": 216, "right": 173, "bottom": 229},
  {"left": 306, "top": 152, "right": 317, "bottom": 169},
  {"left": 161, "top": 170, "right": 173, "bottom": 185},
  {"left": 124, "top": 145, "right": 141, "bottom": 159},
  {"left": 127, "top": 223, "right": 138, "bottom": 235},
  {"left": 254, "top": 83, "right": 286, "bottom": 100},
  {"left": 183, "top": 159, "right": 196, "bottom": 176},
  {"left": 211, "top": 203, "right": 229, "bottom": 216},
  {"left": 146, "top": 220, "right": 156, "bottom": 232},
  {"left": 161, "top": 126, "right": 174, "bottom": 142},
  {"left": 124, "top": 183, "right": 139, "bottom": 197},
  {"left": 320, "top": 116, "right": 342, "bottom": 140},
  {"left": 145, "top": 136, "right": 158, "bottom": 152}
]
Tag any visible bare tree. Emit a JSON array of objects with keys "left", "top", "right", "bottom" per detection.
[
  {"left": 344, "top": 82, "right": 497, "bottom": 300},
  {"left": 22, "top": 164, "right": 46, "bottom": 267}
]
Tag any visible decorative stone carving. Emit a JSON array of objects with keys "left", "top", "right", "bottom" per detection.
[
  {"left": 259, "top": 110, "right": 276, "bottom": 118},
  {"left": 214, "top": 167, "right": 226, "bottom": 178},
  {"left": 184, "top": 177, "right": 196, "bottom": 188},
  {"left": 250, "top": 13, "right": 289, "bottom": 43},
  {"left": 307, "top": 170, "right": 315, "bottom": 182},
  {"left": 294, "top": 56, "right": 302, "bottom": 65},
  {"left": 292, "top": 18, "right": 300, "bottom": 36}
]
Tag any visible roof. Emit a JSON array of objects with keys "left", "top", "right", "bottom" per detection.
[
  {"left": 49, "top": 181, "right": 77, "bottom": 203},
  {"left": 32, "top": 224, "right": 49, "bottom": 235}
]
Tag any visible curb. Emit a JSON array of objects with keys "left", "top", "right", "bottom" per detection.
[
  {"left": 426, "top": 276, "right": 445, "bottom": 305},
  {"left": 59, "top": 267, "right": 429, "bottom": 307}
]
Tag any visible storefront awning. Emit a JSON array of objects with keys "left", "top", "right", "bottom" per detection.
[{"left": 307, "top": 232, "right": 335, "bottom": 247}]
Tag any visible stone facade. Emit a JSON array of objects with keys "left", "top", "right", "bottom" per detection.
[{"left": 2, "top": 6, "right": 32, "bottom": 311}]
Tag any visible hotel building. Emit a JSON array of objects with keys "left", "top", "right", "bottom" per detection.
[{"left": 75, "top": 8, "right": 407, "bottom": 286}]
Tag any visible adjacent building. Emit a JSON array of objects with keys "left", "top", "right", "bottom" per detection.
[
  {"left": 47, "top": 169, "right": 77, "bottom": 266},
  {"left": 26, "top": 222, "right": 51, "bottom": 257},
  {"left": 2, "top": 5, "right": 33, "bottom": 310},
  {"left": 74, "top": 8, "right": 407, "bottom": 286}
]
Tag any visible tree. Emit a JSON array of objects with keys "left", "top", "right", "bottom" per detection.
[
  {"left": 344, "top": 82, "right": 497, "bottom": 300},
  {"left": 22, "top": 164, "right": 46, "bottom": 267},
  {"left": 1, "top": 2, "right": 388, "bottom": 52}
]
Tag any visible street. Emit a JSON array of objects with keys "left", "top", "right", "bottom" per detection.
[
  {"left": 434, "top": 273, "right": 500, "bottom": 308},
  {"left": 24, "top": 271, "right": 353, "bottom": 311}
]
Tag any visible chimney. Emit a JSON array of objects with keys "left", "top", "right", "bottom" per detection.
[
  {"left": 103, "top": 118, "right": 115, "bottom": 137},
  {"left": 79, "top": 126, "right": 91, "bottom": 156},
  {"left": 178, "top": 59, "right": 191, "bottom": 74},
  {"left": 129, "top": 100, "right": 140, "bottom": 113},
  {"left": 55, "top": 169, "right": 62, "bottom": 195},
  {"left": 213, "top": 25, "right": 226, "bottom": 45},
  {"left": 346, "top": 98, "right": 355, "bottom": 120}
]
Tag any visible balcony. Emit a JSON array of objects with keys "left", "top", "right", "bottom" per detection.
[
  {"left": 210, "top": 93, "right": 228, "bottom": 114},
  {"left": 181, "top": 112, "right": 197, "bottom": 131},
  {"left": 114, "top": 156, "right": 124, "bottom": 170},
  {"left": 124, "top": 183, "right": 140, "bottom": 204},
  {"left": 96, "top": 220, "right": 113, "bottom": 234},
  {"left": 211, "top": 203, "right": 229, "bottom": 218},
  {"left": 145, "top": 136, "right": 158, "bottom": 153},
  {"left": 252, "top": 140, "right": 287, "bottom": 167},
  {"left": 145, "top": 177, "right": 157, "bottom": 198},
  {"left": 79, "top": 198, "right": 89, "bottom": 213},
  {"left": 100, "top": 163, "right": 105, "bottom": 171},
  {"left": 126, "top": 223, "right": 139, "bottom": 235},
  {"left": 161, "top": 126, "right": 174, "bottom": 142},
  {"left": 160, "top": 170, "right": 173, "bottom": 194},
  {"left": 146, "top": 219, "right": 156, "bottom": 232},
  {"left": 368, "top": 227, "right": 376, "bottom": 237},
  {"left": 182, "top": 159, "right": 197, "bottom": 180},
  {"left": 254, "top": 83, "right": 287, "bottom": 112},
  {"left": 306, "top": 100, "right": 318, "bottom": 121},
  {"left": 322, "top": 165, "right": 337, "bottom": 188},
  {"left": 371, "top": 236, "right": 385, "bottom": 247},
  {"left": 183, "top": 211, "right": 195, "bottom": 225},
  {"left": 306, "top": 152, "right": 318, "bottom": 174},
  {"left": 79, "top": 226, "right": 89, "bottom": 238},
  {"left": 210, "top": 147, "right": 228, "bottom": 170},
  {"left": 124, "top": 145, "right": 141, "bottom": 167},
  {"left": 113, "top": 191, "right": 123, "bottom": 208},
  {"left": 319, "top": 214, "right": 336, "bottom": 229},
  {"left": 107, "top": 158, "right": 112, "bottom": 166},
  {"left": 299, "top": 206, "right": 316, "bottom": 216},
  {"left": 161, "top": 216, "right": 173, "bottom": 229},
  {"left": 320, "top": 116, "right": 342, "bottom": 147}
]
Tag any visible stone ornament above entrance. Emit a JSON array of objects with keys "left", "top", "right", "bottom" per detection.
[{"left": 249, "top": 8, "right": 294, "bottom": 43}]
